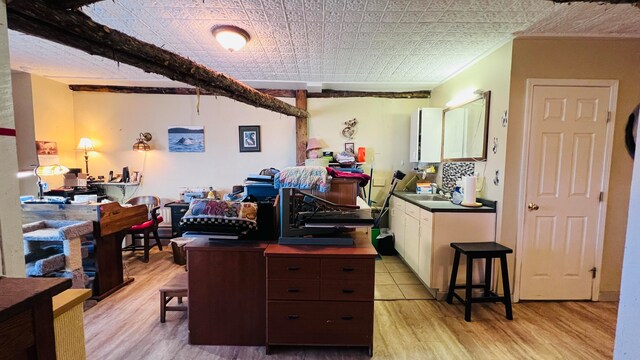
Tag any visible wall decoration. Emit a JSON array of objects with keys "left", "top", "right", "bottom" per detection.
[
  {"left": 494, "top": 170, "right": 500, "bottom": 186},
  {"left": 168, "top": 126, "right": 204, "bottom": 152},
  {"left": 502, "top": 109, "right": 508, "bottom": 127},
  {"left": 239, "top": 125, "right": 261, "bottom": 152},
  {"left": 492, "top": 137, "right": 499, "bottom": 154},
  {"left": 441, "top": 162, "right": 475, "bottom": 190},
  {"left": 35, "top": 140, "right": 60, "bottom": 165},
  {"left": 344, "top": 142, "right": 355, "bottom": 154},
  {"left": 341, "top": 118, "right": 358, "bottom": 139},
  {"left": 625, "top": 104, "right": 638, "bottom": 159}
]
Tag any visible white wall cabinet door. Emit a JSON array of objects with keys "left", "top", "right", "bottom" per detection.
[
  {"left": 389, "top": 200, "right": 406, "bottom": 258},
  {"left": 409, "top": 108, "right": 443, "bottom": 163}
]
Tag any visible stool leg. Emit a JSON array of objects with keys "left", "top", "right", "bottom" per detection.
[
  {"left": 484, "top": 257, "right": 492, "bottom": 297},
  {"left": 464, "top": 255, "right": 473, "bottom": 322},
  {"left": 446, "top": 250, "right": 461, "bottom": 304},
  {"left": 500, "top": 254, "right": 513, "bottom": 320},
  {"left": 160, "top": 291, "right": 166, "bottom": 323}
]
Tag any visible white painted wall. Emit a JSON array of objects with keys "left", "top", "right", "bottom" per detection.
[
  {"left": 614, "top": 137, "right": 640, "bottom": 358},
  {"left": 72, "top": 92, "right": 297, "bottom": 200},
  {"left": 308, "top": 97, "right": 430, "bottom": 204}
]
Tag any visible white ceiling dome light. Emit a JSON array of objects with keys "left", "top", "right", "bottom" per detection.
[{"left": 212, "top": 25, "right": 250, "bottom": 52}]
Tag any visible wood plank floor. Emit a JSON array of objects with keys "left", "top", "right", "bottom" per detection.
[{"left": 84, "top": 249, "right": 618, "bottom": 359}]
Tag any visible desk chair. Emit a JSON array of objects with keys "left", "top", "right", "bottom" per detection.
[{"left": 123, "top": 196, "right": 163, "bottom": 262}]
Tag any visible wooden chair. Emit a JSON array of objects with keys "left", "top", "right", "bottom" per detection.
[{"left": 123, "top": 196, "right": 163, "bottom": 262}]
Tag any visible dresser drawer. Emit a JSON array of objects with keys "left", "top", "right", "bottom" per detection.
[
  {"left": 267, "top": 301, "right": 373, "bottom": 345},
  {"left": 320, "top": 279, "right": 373, "bottom": 301},
  {"left": 321, "top": 258, "right": 374, "bottom": 280},
  {"left": 268, "top": 258, "right": 320, "bottom": 279},
  {"left": 268, "top": 279, "right": 319, "bottom": 300}
]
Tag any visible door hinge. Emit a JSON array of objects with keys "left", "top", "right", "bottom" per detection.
[
  {"left": 590, "top": 267, "right": 597, "bottom": 279},
  {"left": 599, "top": 192, "right": 604, "bottom": 202},
  {"left": 606, "top": 111, "right": 611, "bottom": 123}
]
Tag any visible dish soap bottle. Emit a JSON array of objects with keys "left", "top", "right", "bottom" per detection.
[{"left": 451, "top": 186, "right": 464, "bottom": 205}]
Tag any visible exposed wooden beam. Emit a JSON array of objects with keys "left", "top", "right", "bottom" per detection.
[
  {"left": 295, "top": 90, "right": 308, "bottom": 166},
  {"left": 68, "top": 85, "right": 298, "bottom": 98},
  {"left": 551, "top": 0, "right": 638, "bottom": 3},
  {"left": 307, "top": 89, "right": 431, "bottom": 99},
  {"left": 7, "top": 0, "right": 308, "bottom": 118},
  {"left": 51, "top": 0, "right": 106, "bottom": 9},
  {"left": 67, "top": 85, "right": 430, "bottom": 99}
]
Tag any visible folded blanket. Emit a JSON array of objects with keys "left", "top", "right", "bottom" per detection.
[
  {"left": 274, "top": 166, "right": 330, "bottom": 192},
  {"left": 326, "top": 167, "right": 371, "bottom": 187},
  {"left": 179, "top": 199, "right": 258, "bottom": 235}
]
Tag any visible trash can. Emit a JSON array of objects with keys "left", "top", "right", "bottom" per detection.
[
  {"left": 376, "top": 228, "right": 396, "bottom": 256},
  {"left": 170, "top": 238, "right": 194, "bottom": 265}
]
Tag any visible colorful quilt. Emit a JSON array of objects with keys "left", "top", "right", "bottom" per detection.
[
  {"left": 274, "top": 166, "right": 330, "bottom": 192},
  {"left": 180, "top": 199, "right": 258, "bottom": 234}
]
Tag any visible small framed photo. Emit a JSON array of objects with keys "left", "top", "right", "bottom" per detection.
[
  {"left": 344, "top": 142, "right": 355, "bottom": 154},
  {"left": 239, "top": 125, "right": 261, "bottom": 152}
]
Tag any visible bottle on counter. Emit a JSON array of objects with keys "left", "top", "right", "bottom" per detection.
[{"left": 207, "top": 187, "right": 215, "bottom": 199}]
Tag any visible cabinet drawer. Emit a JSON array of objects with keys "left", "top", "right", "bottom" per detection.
[
  {"left": 390, "top": 197, "right": 405, "bottom": 212},
  {"left": 320, "top": 279, "right": 373, "bottom": 301},
  {"left": 405, "top": 202, "right": 420, "bottom": 219},
  {"left": 268, "top": 258, "right": 320, "bottom": 279},
  {"left": 268, "top": 279, "right": 319, "bottom": 300},
  {"left": 267, "top": 301, "right": 373, "bottom": 345},
  {"left": 420, "top": 209, "right": 433, "bottom": 222},
  {"left": 321, "top": 258, "right": 374, "bottom": 280}
]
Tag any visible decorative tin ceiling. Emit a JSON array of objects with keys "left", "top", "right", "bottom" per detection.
[{"left": 7, "top": 0, "right": 640, "bottom": 90}]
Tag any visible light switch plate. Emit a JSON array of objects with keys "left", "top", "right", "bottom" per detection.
[{"left": 373, "top": 178, "right": 386, "bottom": 187}]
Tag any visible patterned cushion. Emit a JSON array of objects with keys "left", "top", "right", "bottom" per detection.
[{"left": 180, "top": 199, "right": 258, "bottom": 235}]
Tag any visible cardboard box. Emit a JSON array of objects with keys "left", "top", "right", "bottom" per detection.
[
  {"left": 416, "top": 182, "right": 432, "bottom": 194},
  {"left": 64, "top": 173, "right": 88, "bottom": 187}
]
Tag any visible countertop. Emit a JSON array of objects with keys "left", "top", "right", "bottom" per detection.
[{"left": 393, "top": 191, "right": 496, "bottom": 213}]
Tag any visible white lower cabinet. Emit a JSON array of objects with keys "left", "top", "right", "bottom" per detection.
[{"left": 390, "top": 197, "right": 496, "bottom": 297}]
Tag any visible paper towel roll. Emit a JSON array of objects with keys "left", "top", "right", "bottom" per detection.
[{"left": 462, "top": 176, "right": 477, "bottom": 206}]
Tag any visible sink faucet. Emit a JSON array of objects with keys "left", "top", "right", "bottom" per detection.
[{"left": 431, "top": 183, "right": 451, "bottom": 199}]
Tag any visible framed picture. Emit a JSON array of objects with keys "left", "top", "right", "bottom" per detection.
[
  {"left": 239, "top": 125, "right": 261, "bottom": 152},
  {"left": 344, "top": 142, "right": 355, "bottom": 154},
  {"left": 168, "top": 126, "right": 204, "bottom": 152}
]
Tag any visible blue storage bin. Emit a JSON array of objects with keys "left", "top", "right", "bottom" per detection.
[{"left": 245, "top": 183, "right": 278, "bottom": 200}]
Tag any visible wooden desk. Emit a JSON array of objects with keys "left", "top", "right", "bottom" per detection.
[
  {"left": 0, "top": 277, "right": 71, "bottom": 360},
  {"left": 264, "top": 231, "right": 377, "bottom": 355},
  {"left": 185, "top": 239, "right": 269, "bottom": 345},
  {"left": 22, "top": 202, "right": 147, "bottom": 300}
]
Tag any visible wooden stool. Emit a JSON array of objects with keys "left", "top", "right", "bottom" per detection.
[
  {"left": 446, "top": 242, "right": 513, "bottom": 322},
  {"left": 159, "top": 272, "right": 188, "bottom": 323}
]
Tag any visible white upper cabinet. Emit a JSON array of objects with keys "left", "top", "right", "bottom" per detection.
[{"left": 409, "top": 108, "right": 443, "bottom": 163}]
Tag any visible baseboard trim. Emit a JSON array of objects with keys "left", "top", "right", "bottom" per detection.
[{"left": 598, "top": 291, "right": 619, "bottom": 302}]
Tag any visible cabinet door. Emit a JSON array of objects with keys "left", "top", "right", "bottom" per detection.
[
  {"left": 418, "top": 211, "right": 434, "bottom": 287},
  {"left": 404, "top": 215, "right": 419, "bottom": 271},
  {"left": 390, "top": 207, "right": 405, "bottom": 257},
  {"left": 409, "top": 110, "right": 420, "bottom": 163},
  {"left": 419, "top": 108, "right": 443, "bottom": 163}
]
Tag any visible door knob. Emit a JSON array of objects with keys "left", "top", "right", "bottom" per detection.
[{"left": 528, "top": 203, "right": 539, "bottom": 211}]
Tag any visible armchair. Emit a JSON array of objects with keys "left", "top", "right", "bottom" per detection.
[{"left": 123, "top": 196, "right": 163, "bottom": 262}]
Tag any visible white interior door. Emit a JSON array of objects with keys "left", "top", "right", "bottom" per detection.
[{"left": 519, "top": 85, "right": 611, "bottom": 300}]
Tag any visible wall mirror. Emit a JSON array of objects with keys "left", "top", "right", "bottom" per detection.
[{"left": 442, "top": 91, "right": 491, "bottom": 161}]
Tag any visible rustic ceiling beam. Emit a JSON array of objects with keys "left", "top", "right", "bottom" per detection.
[
  {"left": 67, "top": 85, "right": 431, "bottom": 99},
  {"left": 551, "top": 0, "right": 639, "bottom": 3},
  {"left": 6, "top": 0, "right": 106, "bottom": 9},
  {"left": 7, "top": 0, "right": 308, "bottom": 118},
  {"left": 307, "top": 89, "right": 431, "bottom": 99},
  {"left": 295, "top": 90, "right": 308, "bottom": 166}
]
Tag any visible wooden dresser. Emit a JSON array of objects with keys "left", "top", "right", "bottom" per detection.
[
  {"left": 185, "top": 239, "right": 269, "bottom": 346},
  {"left": 264, "top": 232, "right": 377, "bottom": 355}
]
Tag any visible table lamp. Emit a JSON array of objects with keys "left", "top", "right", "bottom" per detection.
[
  {"left": 77, "top": 137, "right": 94, "bottom": 174},
  {"left": 306, "top": 138, "right": 322, "bottom": 159}
]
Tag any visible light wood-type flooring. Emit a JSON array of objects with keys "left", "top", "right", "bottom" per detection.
[{"left": 84, "top": 248, "right": 618, "bottom": 359}]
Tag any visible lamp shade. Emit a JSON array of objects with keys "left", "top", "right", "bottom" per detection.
[
  {"left": 35, "top": 164, "right": 70, "bottom": 176},
  {"left": 77, "top": 137, "right": 94, "bottom": 151},
  {"left": 306, "top": 138, "right": 322, "bottom": 151},
  {"left": 133, "top": 132, "right": 152, "bottom": 152},
  {"left": 212, "top": 25, "right": 250, "bottom": 52}
]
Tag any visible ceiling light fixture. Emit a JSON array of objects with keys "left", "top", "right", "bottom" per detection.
[{"left": 211, "top": 25, "right": 250, "bottom": 52}]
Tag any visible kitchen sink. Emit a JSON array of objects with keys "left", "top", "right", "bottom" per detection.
[{"left": 398, "top": 193, "right": 449, "bottom": 201}]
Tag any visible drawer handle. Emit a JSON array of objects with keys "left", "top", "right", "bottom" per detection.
[
  {"left": 287, "top": 288, "right": 300, "bottom": 293},
  {"left": 341, "top": 315, "right": 353, "bottom": 321},
  {"left": 287, "top": 266, "right": 300, "bottom": 271},
  {"left": 287, "top": 315, "right": 299, "bottom": 320},
  {"left": 342, "top": 267, "right": 355, "bottom": 272},
  {"left": 342, "top": 289, "right": 354, "bottom": 294}
]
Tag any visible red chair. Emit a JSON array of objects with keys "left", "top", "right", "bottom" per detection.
[{"left": 123, "top": 196, "right": 163, "bottom": 262}]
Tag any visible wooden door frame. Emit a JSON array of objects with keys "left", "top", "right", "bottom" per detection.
[{"left": 513, "top": 79, "right": 618, "bottom": 302}]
